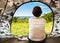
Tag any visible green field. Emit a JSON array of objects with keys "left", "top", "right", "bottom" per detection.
[
  {"left": 11, "top": 22, "right": 53, "bottom": 36},
  {"left": 11, "top": 12, "right": 53, "bottom": 36}
]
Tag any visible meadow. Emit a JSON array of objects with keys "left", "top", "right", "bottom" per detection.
[
  {"left": 11, "top": 22, "right": 53, "bottom": 36},
  {"left": 11, "top": 12, "right": 53, "bottom": 36}
]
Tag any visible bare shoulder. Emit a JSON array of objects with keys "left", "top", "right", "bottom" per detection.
[
  {"left": 29, "top": 18, "right": 33, "bottom": 22},
  {"left": 41, "top": 18, "right": 46, "bottom": 22}
]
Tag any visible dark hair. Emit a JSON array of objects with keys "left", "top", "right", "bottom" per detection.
[{"left": 32, "top": 6, "right": 42, "bottom": 17}]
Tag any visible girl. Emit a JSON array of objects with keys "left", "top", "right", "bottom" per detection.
[{"left": 28, "top": 6, "right": 46, "bottom": 43}]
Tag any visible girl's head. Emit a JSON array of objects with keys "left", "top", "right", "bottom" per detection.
[{"left": 32, "top": 6, "right": 42, "bottom": 17}]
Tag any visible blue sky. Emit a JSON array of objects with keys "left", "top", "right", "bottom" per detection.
[{"left": 14, "top": 2, "right": 52, "bottom": 17}]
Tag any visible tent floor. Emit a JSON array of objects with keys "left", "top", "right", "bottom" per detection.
[{"left": 0, "top": 37, "right": 60, "bottom": 43}]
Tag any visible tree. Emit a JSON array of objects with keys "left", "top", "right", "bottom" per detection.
[
  {"left": 13, "top": 17, "right": 18, "bottom": 22},
  {"left": 41, "top": 12, "right": 53, "bottom": 23}
]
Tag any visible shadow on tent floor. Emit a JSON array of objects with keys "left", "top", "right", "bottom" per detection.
[{"left": 0, "top": 37, "right": 60, "bottom": 43}]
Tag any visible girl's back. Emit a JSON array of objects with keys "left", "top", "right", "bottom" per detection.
[{"left": 29, "top": 17, "right": 46, "bottom": 41}]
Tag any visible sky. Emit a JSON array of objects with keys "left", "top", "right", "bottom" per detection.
[{"left": 14, "top": 2, "right": 52, "bottom": 17}]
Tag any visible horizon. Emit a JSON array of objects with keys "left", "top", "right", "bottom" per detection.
[{"left": 14, "top": 12, "right": 52, "bottom": 17}]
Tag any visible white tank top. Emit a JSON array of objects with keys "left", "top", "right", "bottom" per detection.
[{"left": 29, "top": 17, "right": 46, "bottom": 41}]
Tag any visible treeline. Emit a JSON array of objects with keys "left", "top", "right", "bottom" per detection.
[
  {"left": 12, "top": 12, "right": 53, "bottom": 23},
  {"left": 12, "top": 17, "right": 28, "bottom": 23},
  {"left": 41, "top": 12, "right": 53, "bottom": 23}
]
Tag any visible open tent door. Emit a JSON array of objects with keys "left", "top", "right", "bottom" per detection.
[
  {"left": 11, "top": 1, "right": 54, "bottom": 37},
  {"left": 0, "top": 0, "right": 11, "bottom": 38}
]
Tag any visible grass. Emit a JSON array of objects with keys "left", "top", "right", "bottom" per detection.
[{"left": 11, "top": 22, "right": 53, "bottom": 36}]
